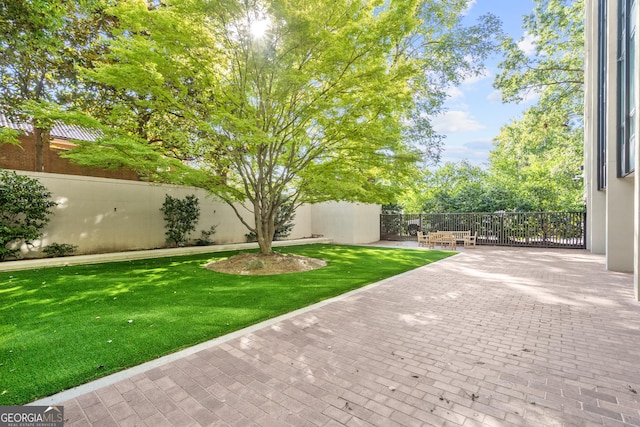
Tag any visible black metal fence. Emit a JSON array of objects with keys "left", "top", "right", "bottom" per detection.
[{"left": 380, "top": 212, "right": 586, "bottom": 249}]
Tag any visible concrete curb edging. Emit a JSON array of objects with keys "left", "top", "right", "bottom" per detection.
[
  {"left": 0, "top": 238, "right": 333, "bottom": 272},
  {"left": 28, "top": 255, "right": 456, "bottom": 406}
]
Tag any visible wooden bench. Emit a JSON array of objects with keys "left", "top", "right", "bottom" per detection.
[
  {"left": 448, "top": 230, "right": 477, "bottom": 248},
  {"left": 426, "top": 231, "right": 457, "bottom": 249},
  {"left": 465, "top": 232, "right": 477, "bottom": 248},
  {"left": 417, "top": 231, "right": 429, "bottom": 247},
  {"left": 421, "top": 230, "right": 477, "bottom": 249}
]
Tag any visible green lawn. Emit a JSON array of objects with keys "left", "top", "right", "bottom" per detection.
[{"left": 0, "top": 244, "right": 454, "bottom": 405}]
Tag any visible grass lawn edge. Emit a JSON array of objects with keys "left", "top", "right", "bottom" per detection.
[
  {"left": 1, "top": 243, "right": 457, "bottom": 405},
  {"left": 29, "top": 252, "right": 456, "bottom": 406}
]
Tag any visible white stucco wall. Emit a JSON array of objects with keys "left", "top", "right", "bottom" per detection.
[
  {"left": 10, "top": 171, "right": 378, "bottom": 257},
  {"left": 584, "top": 0, "right": 607, "bottom": 255},
  {"left": 585, "top": 0, "right": 640, "bottom": 297},
  {"left": 310, "top": 201, "right": 381, "bottom": 244},
  {"left": 604, "top": 0, "right": 635, "bottom": 273}
]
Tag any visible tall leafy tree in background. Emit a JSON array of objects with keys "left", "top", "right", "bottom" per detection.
[
  {"left": 60, "top": 0, "right": 499, "bottom": 253},
  {"left": 0, "top": 0, "right": 113, "bottom": 169},
  {"left": 398, "top": 0, "right": 584, "bottom": 214},
  {"left": 60, "top": 0, "right": 501, "bottom": 254},
  {"left": 400, "top": 161, "right": 532, "bottom": 213},
  {"left": 490, "top": 106, "right": 584, "bottom": 211},
  {"left": 408, "top": 162, "right": 488, "bottom": 213},
  {"left": 491, "top": 0, "right": 584, "bottom": 211}
]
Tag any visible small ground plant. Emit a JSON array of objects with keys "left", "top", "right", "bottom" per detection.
[
  {"left": 195, "top": 225, "right": 217, "bottom": 246},
  {"left": 42, "top": 243, "right": 78, "bottom": 257}
]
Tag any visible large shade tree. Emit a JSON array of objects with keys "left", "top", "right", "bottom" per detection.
[
  {"left": 0, "top": 0, "right": 113, "bottom": 167},
  {"left": 62, "top": 0, "right": 501, "bottom": 254},
  {"left": 399, "top": 160, "right": 542, "bottom": 213},
  {"left": 394, "top": 0, "right": 584, "bottom": 215},
  {"left": 491, "top": 0, "right": 584, "bottom": 211}
]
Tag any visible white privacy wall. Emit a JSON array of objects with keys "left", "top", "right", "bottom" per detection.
[
  {"left": 310, "top": 201, "right": 381, "bottom": 244},
  {"left": 13, "top": 171, "right": 380, "bottom": 256}
]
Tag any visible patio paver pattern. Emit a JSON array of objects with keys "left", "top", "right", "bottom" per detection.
[{"left": 42, "top": 246, "right": 640, "bottom": 426}]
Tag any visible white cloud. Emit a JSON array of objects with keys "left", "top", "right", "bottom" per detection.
[
  {"left": 518, "top": 33, "right": 537, "bottom": 56},
  {"left": 487, "top": 89, "right": 503, "bottom": 103},
  {"left": 462, "top": 0, "right": 477, "bottom": 16},
  {"left": 432, "top": 111, "right": 485, "bottom": 133},
  {"left": 446, "top": 86, "right": 464, "bottom": 99},
  {"left": 462, "top": 69, "right": 491, "bottom": 86},
  {"left": 521, "top": 89, "right": 540, "bottom": 103},
  {"left": 439, "top": 139, "right": 494, "bottom": 166},
  {"left": 487, "top": 88, "right": 539, "bottom": 104}
]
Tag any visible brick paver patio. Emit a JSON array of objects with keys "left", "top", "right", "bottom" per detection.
[{"left": 34, "top": 245, "right": 640, "bottom": 426}]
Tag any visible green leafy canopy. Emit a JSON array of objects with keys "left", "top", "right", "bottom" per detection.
[
  {"left": 489, "top": 0, "right": 584, "bottom": 212},
  {"left": 13, "top": 0, "right": 501, "bottom": 252}
]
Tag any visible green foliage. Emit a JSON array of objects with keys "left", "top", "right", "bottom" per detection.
[
  {"left": 400, "top": 0, "right": 586, "bottom": 214},
  {"left": 494, "top": 0, "right": 583, "bottom": 108},
  {"left": 400, "top": 161, "right": 497, "bottom": 213},
  {"left": 0, "top": 244, "right": 454, "bottom": 405},
  {"left": 399, "top": 158, "right": 582, "bottom": 213},
  {"left": 489, "top": 107, "right": 584, "bottom": 212},
  {"left": 194, "top": 225, "right": 217, "bottom": 246},
  {"left": 0, "top": 171, "right": 57, "bottom": 260},
  {"left": 160, "top": 194, "right": 200, "bottom": 247},
  {"left": 0, "top": 0, "right": 114, "bottom": 106},
  {"left": 273, "top": 201, "right": 296, "bottom": 240},
  {"left": 42, "top": 243, "right": 77, "bottom": 258},
  {"left": 382, "top": 203, "right": 403, "bottom": 214},
  {"left": 57, "top": 0, "right": 502, "bottom": 254},
  {"left": 0, "top": 0, "right": 116, "bottom": 173},
  {"left": 0, "top": 0, "right": 114, "bottom": 154},
  {"left": 489, "top": 0, "right": 584, "bottom": 212},
  {"left": 246, "top": 200, "right": 296, "bottom": 242},
  {"left": 0, "top": 128, "right": 21, "bottom": 146}
]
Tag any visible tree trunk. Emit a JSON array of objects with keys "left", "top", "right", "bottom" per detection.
[
  {"left": 257, "top": 231, "right": 273, "bottom": 254},
  {"left": 33, "top": 125, "right": 45, "bottom": 172},
  {"left": 254, "top": 202, "right": 276, "bottom": 254}
]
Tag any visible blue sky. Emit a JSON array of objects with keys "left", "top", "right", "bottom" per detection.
[{"left": 431, "top": 0, "right": 537, "bottom": 167}]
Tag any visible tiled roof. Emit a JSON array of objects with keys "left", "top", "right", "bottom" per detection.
[{"left": 0, "top": 113, "right": 99, "bottom": 142}]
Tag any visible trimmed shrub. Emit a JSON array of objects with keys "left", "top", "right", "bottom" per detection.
[
  {"left": 274, "top": 201, "right": 295, "bottom": 240},
  {"left": 160, "top": 194, "right": 200, "bottom": 246},
  {"left": 0, "top": 171, "right": 57, "bottom": 261}
]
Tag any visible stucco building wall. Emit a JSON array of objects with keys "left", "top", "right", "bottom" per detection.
[{"left": 585, "top": 0, "right": 640, "bottom": 299}]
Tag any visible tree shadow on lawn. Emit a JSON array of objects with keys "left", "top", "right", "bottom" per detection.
[{"left": 0, "top": 244, "right": 455, "bottom": 404}]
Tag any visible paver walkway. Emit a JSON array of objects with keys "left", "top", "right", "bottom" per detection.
[{"left": 34, "top": 246, "right": 640, "bottom": 426}]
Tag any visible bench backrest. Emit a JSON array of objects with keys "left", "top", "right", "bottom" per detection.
[
  {"left": 428, "top": 231, "right": 454, "bottom": 241},
  {"left": 448, "top": 230, "right": 470, "bottom": 239}
]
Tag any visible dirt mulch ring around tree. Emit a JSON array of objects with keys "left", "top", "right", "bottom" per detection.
[{"left": 206, "top": 252, "right": 327, "bottom": 275}]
